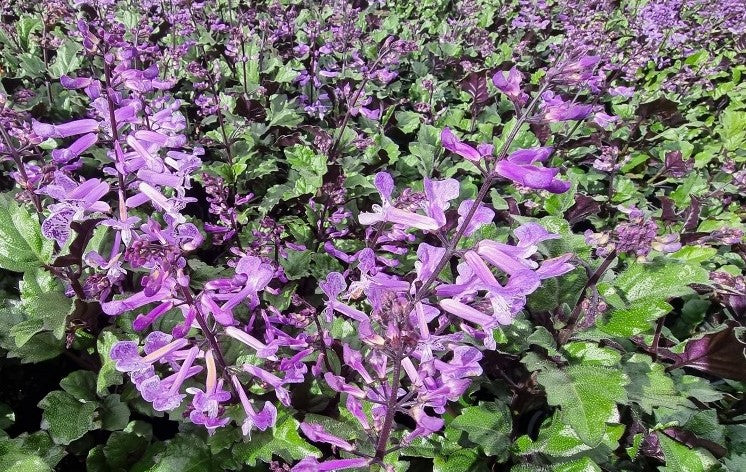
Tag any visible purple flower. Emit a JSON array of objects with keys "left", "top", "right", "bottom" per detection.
[
  {"left": 550, "top": 55, "right": 601, "bottom": 85},
  {"left": 359, "top": 172, "right": 439, "bottom": 231},
  {"left": 40, "top": 174, "right": 111, "bottom": 245},
  {"left": 151, "top": 346, "right": 199, "bottom": 411},
  {"left": 593, "top": 112, "right": 619, "bottom": 129},
  {"left": 187, "top": 350, "right": 231, "bottom": 434},
  {"left": 291, "top": 457, "right": 370, "bottom": 472},
  {"left": 230, "top": 375, "right": 277, "bottom": 437},
  {"left": 32, "top": 119, "right": 99, "bottom": 138},
  {"left": 300, "top": 423, "right": 355, "bottom": 451},
  {"left": 51, "top": 133, "right": 98, "bottom": 165},
  {"left": 541, "top": 91, "right": 592, "bottom": 122},
  {"left": 536, "top": 254, "right": 575, "bottom": 279},
  {"left": 423, "top": 178, "right": 460, "bottom": 228},
  {"left": 243, "top": 364, "right": 291, "bottom": 406},
  {"left": 415, "top": 244, "right": 447, "bottom": 282},
  {"left": 494, "top": 147, "right": 570, "bottom": 193},
  {"left": 110, "top": 336, "right": 188, "bottom": 372},
  {"left": 133, "top": 302, "right": 174, "bottom": 332},
  {"left": 225, "top": 326, "right": 278, "bottom": 359},
  {"left": 457, "top": 200, "right": 495, "bottom": 236},
  {"left": 101, "top": 286, "right": 173, "bottom": 316},
  {"left": 440, "top": 128, "right": 493, "bottom": 162},
  {"left": 440, "top": 298, "right": 499, "bottom": 328},
  {"left": 492, "top": 67, "right": 528, "bottom": 106},
  {"left": 609, "top": 86, "right": 635, "bottom": 98}
]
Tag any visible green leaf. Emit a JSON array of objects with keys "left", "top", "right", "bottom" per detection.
[
  {"left": 0, "top": 450, "right": 51, "bottom": 472},
  {"left": 48, "top": 40, "right": 83, "bottom": 78},
  {"left": 18, "top": 53, "right": 45, "bottom": 78},
  {"left": 669, "top": 173, "right": 708, "bottom": 207},
  {"left": 280, "top": 249, "right": 313, "bottom": 280},
  {"left": 657, "top": 433, "right": 718, "bottom": 472},
  {"left": 19, "top": 269, "right": 73, "bottom": 340},
  {"left": 100, "top": 395, "right": 130, "bottom": 431},
  {"left": 274, "top": 64, "right": 299, "bottom": 83},
  {"left": 267, "top": 94, "right": 303, "bottom": 128},
  {"left": 0, "top": 196, "right": 53, "bottom": 272},
  {"left": 450, "top": 402, "right": 511, "bottom": 457},
  {"left": 15, "top": 15, "right": 42, "bottom": 51},
  {"left": 528, "top": 267, "right": 587, "bottom": 312},
  {"left": 60, "top": 371, "right": 97, "bottom": 402},
  {"left": 624, "top": 355, "right": 689, "bottom": 414},
  {"left": 4, "top": 331, "right": 64, "bottom": 363},
  {"left": 395, "top": 111, "right": 422, "bottom": 133},
  {"left": 670, "top": 246, "right": 718, "bottom": 264},
  {"left": 598, "top": 298, "right": 673, "bottom": 337},
  {"left": 545, "top": 182, "right": 576, "bottom": 216},
  {"left": 527, "top": 327, "right": 561, "bottom": 357},
  {"left": 433, "top": 448, "right": 488, "bottom": 472},
  {"left": 233, "top": 411, "right": 319, "bottom": 466},
  {"left": 9, "top": 319, "right": 45, "bottom": 347},
  {"left": 399, "top": 435, "right": 446, "bottom": 458},
  {"left": 537, "top": 365, "right": 628, "bottom": 446},
  {"left": 517, "top": 410, "right": 625, "bottom": 458},
  {"left": 598, "top": 259, "right": 709, "bottom": 308},
  {"left": 285, "top": 145, "right": 328, "bottom": 197},
  {"left": 20, "top": 431, "right": 65, "bottom": 467},
  {"left": 564, "top": 342, "right": 622, "bottom": 367},
  {"left": 132, "top": 434, "right": 213, "bottom": 472},
  {"left": 553, "top": 457, "right": 602, "bottom": 472},
  {"left": 719, "top": 109, "right": 746, "bottom": 151},
  {"left": 99, "top": 429, "right": 150, "bottom": 471},
  {"left": 97, "top": 331, "right": 127, "bottom": 395},
  {"left": 0, "top": 403, "right": 14, "bottom": 430},
  {"left": 38, "top": 391, "right": 98, "bottom": 445}
]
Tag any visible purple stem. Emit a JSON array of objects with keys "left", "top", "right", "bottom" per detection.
[{"left": 103, "top": 60, "right": 129, "bottom": 223}]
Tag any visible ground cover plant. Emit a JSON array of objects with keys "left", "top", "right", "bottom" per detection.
[{"left": 0, "top": 0, "right": 745, "bottom": 470}]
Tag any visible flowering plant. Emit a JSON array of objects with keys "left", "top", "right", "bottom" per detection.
[{"left": 0, "top": 0, "right": 744, "bottom": 470}]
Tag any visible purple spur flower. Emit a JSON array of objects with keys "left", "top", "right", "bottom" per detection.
[
  {"left": 225, "top": 326, "right": 279, "bottom": 359},
  {"left": 493, "top": 147, "right": 571, "bottom": 193},
  {"left": 358, "top": 172, "right": 439, "bottom": 231},
  {"left": 187, "top": 350, "right": 231, "bottom": 434},
  {"left": 291, "top": 457, "right": 370, "bottom": 472},
  {"left": 40, "top": 174, "right": 112, "bottom": 246},
  {"left": 440, "top": 128, "right": 493, "bottom": 162},
  {"left": 50, "top": 133, "right": 98, "bottom": 166},
  {"left": 101, "top": 285, "right": 173, "bottom": 316},
  {"left": 32, "top": 118, "right": 99, "bottom": 139},
  {"left": 423, "top": 178, "right": 460, "bottom": 228},
  {"left": 300, "top": 423, "right": 355, "bottom": 451},
  {"left": 492, "top": 67, "right": 529, "bottom": 106},
  {"left": 230, "top": 375, "right": 277, "bottom": 437},
  {"left": 243, "top": 364, "right": 291, "bottom": 407},
  {"left": 457, "top": 199, "right": 495, "bottom": 236},
  {"left": 540, "top": 91, "right": 593, "bottom": 122},
  {"left": 549, "top": 55, "right": 601, "bottom": 85}
]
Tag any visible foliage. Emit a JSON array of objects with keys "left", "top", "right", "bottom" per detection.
[{"left": 0, "top": 0, "right": 744, "bottom": 470}]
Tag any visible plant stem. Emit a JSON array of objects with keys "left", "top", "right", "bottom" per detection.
[
  {"left": 374, "top": 348, "right": 403, "bottom": 462},
  {"left": 178, "top": 286, "right": 229, "bottom": 371},
  {"left": 413, "top": 82, "right": 550, "bottom": 302},
  {"left": 0, "top": 127, "right": 43, "bottom": 216},
  {"left": 103, "top": 60, "right": 129, "bottom": 223},
  {"left": 328, "top": 49, "right": 388, "bottom": 158},
  {"left": 559, "top": 249, "right": 617, "bottom": 343}
]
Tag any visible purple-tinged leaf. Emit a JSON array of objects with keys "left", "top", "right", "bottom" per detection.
[
  {"left": 671, "top": 321, "right": 746, "bottom": 382},
  {"left": 460, "top": 71, "right": 490, "bottom": 106}
]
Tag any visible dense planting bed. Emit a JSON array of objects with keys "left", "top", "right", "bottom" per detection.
[{"left": 0, "top": 0, "right": 745, "bottom": 470}]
